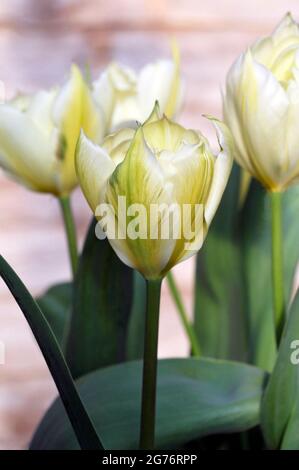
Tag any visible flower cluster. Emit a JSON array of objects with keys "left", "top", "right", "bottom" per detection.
[
  {"left": 1, "top": 14, "right": 299, "bottom": 279},
  {"left": 0, "top": 44, "right": 234, "bottom": 279},
  {"left": 1, "top": 12, "right": 299, "bottom": 453}
]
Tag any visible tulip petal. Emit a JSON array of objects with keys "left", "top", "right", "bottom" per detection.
[
  {"left": 143, "top": 116, "right": 199, "bottom": 153},
  {"left": 165, "top": 119, "right": 233, "bottom": 269},
  {"left": 225, "top": 51, "right": 289, "bottom": 190},
  {"left": 92, "top": 67, "right": 115, "bottom": 130},
  {"left": 0, "top": 105, "right": 58, "bottom": 192},
  {"left": 93, "top": 63, "right": 139, "bottom": 130},
  {"left": 53, "top": 64, "right": 104, "bottom": 193},
  {"left": 26, "top": 89, "right": 57, "bottom": 136},
  {"left": 102, "top": 128, "right": 135, "bottom": 166},
  {"left": 203, "top": 117, "right": 233, "bottom": 226},
  {"left": 164, "top": 40, "right": 184, "bottom": 118},
  {"left": 75, "top": 131, "right": 116, "bottom": 213},
  {"left": 279, "top": 78, "right": 299, "bottom": 186},
  {"left": 142, "top": 101, "right": 162, "bottom": 125},
  {"left": 138, "top": 42, "right": 183, "bottom": 121},
  {"left": 223, "top": 54, "right": 252, "bottom": 168},
  {"left": 273, "top": 12, "right": 299, "bottom": 41},
  {"left": 160, "top": 140, "right": 214, "bottom": 271},
  {"left": 251, "top": 13, "right": 299, "bottom": 70},
  {"left": 93, "top": 46, "right": 183, "bottom": 132},
  {"left": 105, "top": 127, "right": 176, "bottom": 279},
  {"left": 164, "top": 141, "right": 214, "bottom": 207}
]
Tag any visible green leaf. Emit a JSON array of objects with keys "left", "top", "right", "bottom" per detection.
[
  {"left": 240, "top": 182, "right": 276, "bottom": 371},
  {"left": 0, "top": 254, "right": 103, "bottom": 450},
  {"left": 194, "top": 165, "right": 247, "bottom": 360},
  {"left": 37, "top": 283, "right": 72, "bottom": 347},
  {"left": 241, "top": 182, "right": 299, "bottom": 371},
  {"left": 261, "top": 293, "right": 299, "bottom": 449},
  {"left": 30, "top": 357, "right": 266, "bottom": 450},
  {"left": 65, "top": 218, "right": 134, "bottom": 378},
  {"left": 194, "top": 169, "right": 299, "bottom": 371}
]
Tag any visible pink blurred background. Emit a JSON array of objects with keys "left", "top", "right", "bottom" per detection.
[{"left": 0, "top": 0, "right": 299, "bottom": 450}]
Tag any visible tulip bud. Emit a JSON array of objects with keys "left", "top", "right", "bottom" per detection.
[
  {"left": 224, "top": 13, "right": 299, "bottom": 192},
  {"left": 0, "top": 65, "right": 104, "bottom": 196},
  {"left": 76, "top": 104, "right": 233, "bottom": 279},
  {"left": 92, "top": 43, "right": 184, "bottom": 132}
]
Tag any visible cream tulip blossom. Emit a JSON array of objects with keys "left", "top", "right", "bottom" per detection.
[
  {"left": 92, "top": 44, "right": 183, "bottom": 132},
  {"left": 224, "top": 13, "right": 299, "bottom": 192},
  {"left": 76, "top": 104, "right": 233, "bottom": 279},
  {"left": 0, "top": 65, "right": 104, "bottom": 196}
]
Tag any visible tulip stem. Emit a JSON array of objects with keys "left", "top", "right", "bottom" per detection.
[
  {"left": 167, "top": 271, "right": 201, "bottom": 356},
  {"left": 59, "top": 195, "right": 78, "bottom": 278},
  {"left": 139, "top": 278, "right": 162, "bottom": 450},
  {"left": 270, "top": 191, "right": 285, "bottom": 342}
]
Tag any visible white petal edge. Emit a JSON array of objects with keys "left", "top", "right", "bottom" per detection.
[
  {"left": 0, "top": 105, "right": 57, "bottom": 191},
  {"left": 75, "top": 131, "right": 116, "bottom": 213},
  {"left": 203, "top": 117, "right": 233, "bottom": 226}
]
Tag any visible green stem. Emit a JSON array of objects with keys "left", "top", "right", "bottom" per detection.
[
  {"left": 59, "top": 195, "right": 78, "bottom": 277},
  {"left": 270, "top": 191, "right": 285, "bottom": 343},
  {"left": 167, "top": 271, "right": 201, "bottom": 356},
  {"left": 0, "top": 254, "right": 103, "bottom": 450},
  {"left": 139, "top": 278, "right": 162, "bottom": 450}
]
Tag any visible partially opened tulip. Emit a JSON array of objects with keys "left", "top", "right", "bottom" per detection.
[
  {"left": 92, "top": 44, "right": 183, "bottom": 132},
  {"left": 0, "top": 65, "right": 104, "bottom": 276},
  {"left": 224, "top": 13, "right": 299, "bottom": 192},
  {"left": 76, "top": 104, "right": 233, "bottom": 280},
  {"left": 223, "top": 13, "right": 299, "bottom": 340},
  {"left": 0, "top": 64, "right": 103, "bottom": 196},
  {"left": 76, "top": 103, "right": 233, "bottom": 449}
]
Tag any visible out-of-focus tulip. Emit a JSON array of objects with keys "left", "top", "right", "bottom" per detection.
[
  {"left": 92, "top": 44, "right": 184, "bottom": 132},
  {"left": 0, "top": 65, "right": 103, "bottom": 196},
  {"left": 76, "top": 104, "right": 233, "bottom": 279},
  {"left": 224, "top": 13, "right": 299, "bottom": 192}
]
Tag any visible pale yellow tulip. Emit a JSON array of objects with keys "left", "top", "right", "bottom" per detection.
[
  {"left": 92, "top": 44, "right": 184, "bottom": 132},
  {"left": 0, "top": 65, "right": 104, "bottom": 195},
  {"left": 76, "top": 104, "right": 233, "bottom": 279},
  {"left": 224, "top": 13, "right": 299, "bottom": 192}
]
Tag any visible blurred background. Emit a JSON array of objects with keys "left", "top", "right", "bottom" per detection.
[{"left": 0, "top": 0, "right": 298, "bottom": 450}]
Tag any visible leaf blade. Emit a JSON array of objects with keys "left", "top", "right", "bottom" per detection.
[
  {"left": 241, "top": 182, "right": 299, "bottom": 370},
  {"left": 261, "top": 293, "right": 299, "bottom": 449},
  {"left": 194, "top": 165, "right": 247, "bottom": 360},
  {"left": 0, "top": 254, "right": 103, "bottom": 450},
  {"left": 31, "top": 357, "right": 266, "bottom": 450},
  {"left": 65, "top": 218, "right": 134, "bottom": 378},
  {"left": 37, "top": 282, "right": 72, "bottom": 347}
]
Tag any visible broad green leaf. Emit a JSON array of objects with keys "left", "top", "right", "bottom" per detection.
[
  {"left": 194, "top": 165, "right": 247, "bottom": 360},
  {"left": 37, "top": 283, "right": 72, "bottom": 347},
  {"left": 261, "top": 293, "right": 299, "bottom": 449},
  {"left": 30, "top": 357, "right": 266, "bottom": 450},
  {"left": 240, "top": 182, "right": 276, "bottom": 371},
  {"left": 126, "top": 271, "right": 146, "bottom": 361},
  {"left": 241, "top": 182, "right": 299, "bottom": 371},
  {"left": 0, "top": 254, "right": 103, "bottom": 450},
  {"left": 65, "top": 218, "right": 134, "bottom": 378},
  {"left": 194, "top": 167, "right": 299, "bottom": 371}
]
